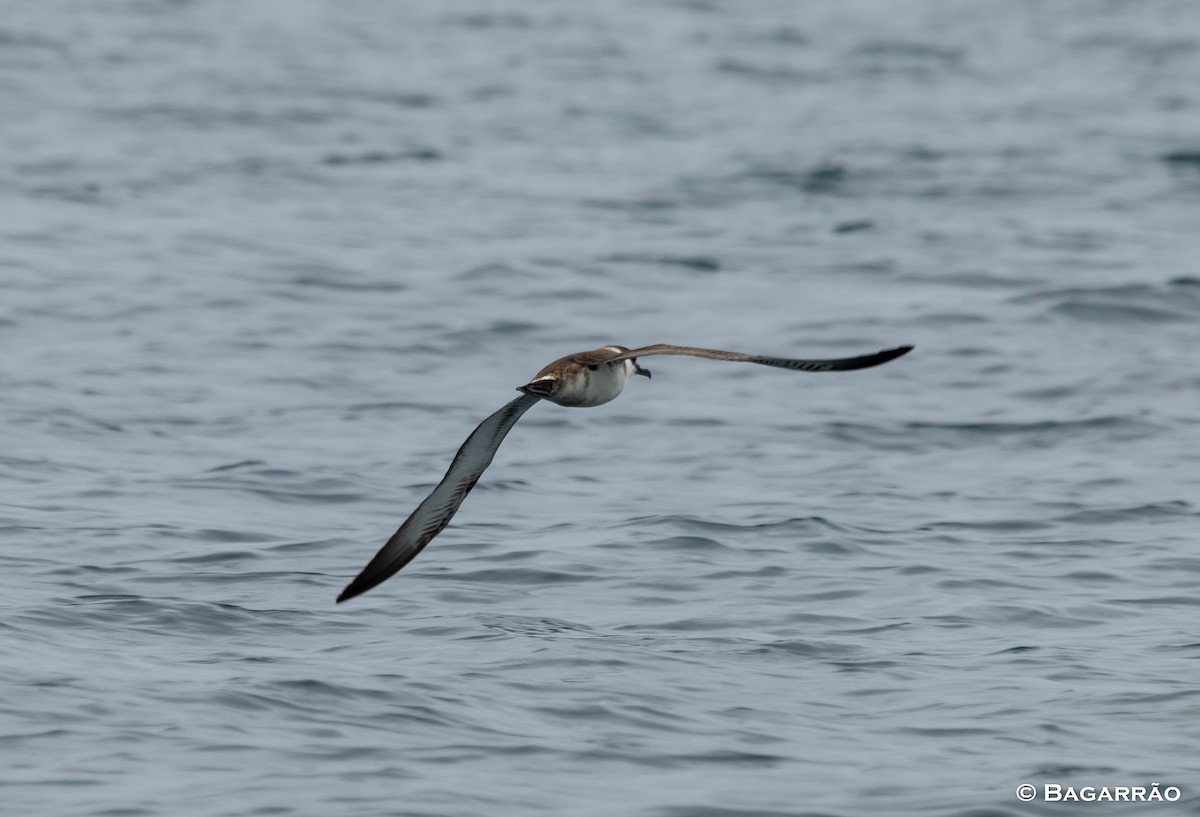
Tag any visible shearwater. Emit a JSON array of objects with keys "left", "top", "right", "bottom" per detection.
[{"left": 336, "top": 343, "right": 913, "bottom": 603}]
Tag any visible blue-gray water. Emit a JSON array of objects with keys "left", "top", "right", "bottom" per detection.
[{"left": 3, "top": 1, "right": 1200, "bottom": 815}]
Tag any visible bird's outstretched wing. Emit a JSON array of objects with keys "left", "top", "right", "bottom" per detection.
[
  {"left": 337, "top": 393, "right": 542, "bottom": 603},
  {"left": 605, "top": 344, "right": 913, "bottom": 372}
]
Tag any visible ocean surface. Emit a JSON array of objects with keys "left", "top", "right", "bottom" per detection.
[{"left": 3, "top": 1, "right": 1200, "bottom": 815}]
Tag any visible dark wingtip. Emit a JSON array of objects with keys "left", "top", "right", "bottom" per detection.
[
  {"left": 336, "top": 576, "right": 371, "bottom": 604},
  {"left": 829, "top": 344, "right": 913, "bottom": 372},
  {"left": 878, "top": 344, "right": 914, "bottom": 363}
]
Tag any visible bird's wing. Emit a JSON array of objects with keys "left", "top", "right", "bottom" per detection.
[
  {"left": 336, "top": 393, "right": 541, "bottom": 603},
  {"left": 604, "top": 344, "right": 913, "bottom": 372}
]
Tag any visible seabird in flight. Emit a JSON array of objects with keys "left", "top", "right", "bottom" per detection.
[{"left": 337, "top": 342, "right": 912, "bottom": 603}]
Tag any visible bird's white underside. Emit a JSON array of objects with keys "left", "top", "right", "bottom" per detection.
[{"left": 551, "top": 359, "right": 633, "bottom": 407}]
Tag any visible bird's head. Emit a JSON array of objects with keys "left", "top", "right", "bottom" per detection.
[{"left": 600, "top": 345, "right": 657, "bottom": 381}]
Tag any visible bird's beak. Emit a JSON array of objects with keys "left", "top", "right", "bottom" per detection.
[{"left": 633, "top": 361, "right": 651, "bottom": 379}]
